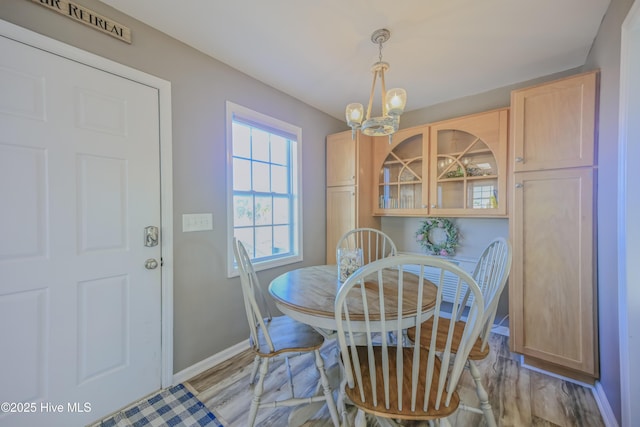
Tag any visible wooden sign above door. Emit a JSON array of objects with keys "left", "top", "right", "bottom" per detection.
[{"left": 31, "top": 0, "right": 132, "bottom": 44}]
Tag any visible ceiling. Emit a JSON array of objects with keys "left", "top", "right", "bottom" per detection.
[{"left": 99, "top": 0, "right": 610, "bottom": 121}]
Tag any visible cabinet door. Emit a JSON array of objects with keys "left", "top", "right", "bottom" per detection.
[
  {"left": 429, "top": 109, "right": 508, "bottom": 216},
  {"left": 327, "top": 131, "right": 356, "bottom": 187},
  {"left": 326, "top": 186, "right": 356, "bottom": 264},
  {"left": 509, "top": 167, "right": 597, "bottom": 377},
  {"left": 372, "top": 125, "right": 429, "bottom": 216},
  {"left": 511, "top": 71, "right": 597, "bottom": 171}
]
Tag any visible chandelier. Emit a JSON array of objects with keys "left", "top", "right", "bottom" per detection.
[{"left": 346, "top": 28, "right": 407, "bottom": 142}]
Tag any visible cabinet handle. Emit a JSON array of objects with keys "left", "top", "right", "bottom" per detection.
[
  {"left": 515, "top": 156, "right": 524, "bottom": 163},
  {"left": 431, "top": 204, "right": 437, "bottom": 208},
  {"left": 515, "top": 183, "right": 523, "bottom": 188}
]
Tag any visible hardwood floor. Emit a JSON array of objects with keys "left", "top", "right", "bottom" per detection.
[{"left": 184, "top": 334, "right": 604, "bottom": 426}]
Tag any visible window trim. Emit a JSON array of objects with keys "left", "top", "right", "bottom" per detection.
[{"left": 226, "top": 101, "right": 303, "bottom": 277}]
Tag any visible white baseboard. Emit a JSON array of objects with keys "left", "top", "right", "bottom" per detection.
[
  {"left": 172, "top": 339, "right": 250, "bottom": 385},
  {"left": 518, "top": 355, "right": 595, "bottom": 388},
  {"left": 593, "top": 381, "right": 620, "bottom": 427}
]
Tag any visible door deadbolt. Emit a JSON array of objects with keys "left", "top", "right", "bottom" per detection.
[{"left": 144, "top": 226, "right": 159, "bottom": 247}]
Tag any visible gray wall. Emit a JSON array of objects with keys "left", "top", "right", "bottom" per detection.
[
  {"left": 583, "top": 0, "right": 636, "bottom": 422},
  {"left": 0, "top": 0, "right": 345, "bottom": 372}
]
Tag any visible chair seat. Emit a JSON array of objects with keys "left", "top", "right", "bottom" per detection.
[
  {"left": 251, "top": 315, "right": 325, "bottom": 357},
  {"left": 406, "top": 317, "right": 490, "bottom": 361},
  {"left": 345, "top": 346, "right": 459, "bottom": 421}
]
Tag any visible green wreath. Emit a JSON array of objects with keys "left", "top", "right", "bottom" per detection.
[{"left": 416, "top": 218, "right": 459, "bottom": 256}]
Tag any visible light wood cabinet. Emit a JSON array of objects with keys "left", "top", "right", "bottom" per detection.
[
  {"left": 326, "top": 131, "right": 356, "bottom": 187},
  {"left": 509, "top": 71, "right": 598, "bottom": 381},
  {"left": 511, "top": 72, "right": 597, "bottom": 171},
  {"left": 326, "top": 131, "right": 379, "bottom": 264},
  {"left": 371, "top": 109, "right": 508, "bottom": 217},
  {"left": 429, "top": 109, "right": 508, "bottom": 216}
]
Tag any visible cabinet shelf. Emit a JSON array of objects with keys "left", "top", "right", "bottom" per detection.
[
  {"left": 382, "top": 156, "right": 422, "bottom": 166},
  {"left": 437, "top": 174, "right": 498, "bottom": 182},
  {"left": 437, "top": 148, "right": 493, "bottom": 157},
  {"left": 379, "top": 181, "right": 422, "bottom": 186}
]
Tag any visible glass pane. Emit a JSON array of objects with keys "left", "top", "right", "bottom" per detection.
[
  {"left": 380, "top": 157, "right": 401, "bottom": 183},
  {"left": 252, "top": 128, "right": 270, "bottom": 162},
  {"left": 399, "top": 159, "right": 422, "bottom": 182},
  {"left": 255, "top": 196, "right": 272, "bottom": 225},
  {"left": 271, "top": 165, "right": 288, "bottom": 193},
  {"left": 255, "top": 226, "right": 273, "bottom": 258},
  {"left": 252, "top": 162, "right": 270, "bottom": 192},
  {"left": 437, "top": 181, "right": 464, "bottom": 209},
  {"left": 234, "top": 228, "right": 254, "bottom": 257},
  {"left": 271, "top": 135, "right": 288, "bottom": 165},
  {"left": 379, "top": 184, "right": 399, "bottom": 209},
  {"left": 232, "top": 122, "right": 251, "bottom": 158},
  {"left": 233, "top": 158, "right": 251, "bottom": 191},
  {"left": 273, "top": 197, "right": 290, "bottom": 225},
  {"left": 399, "top": 184, "right": 421, "bottom": 209},
  {"left": 233, "top": 195, "right": 253, "bottom": 226},
  {"left": 273, "top": 225, "right": 290, "bottom": 254},
  {"left": 468, "top": 180, "right": 497, "bottom": 209}
]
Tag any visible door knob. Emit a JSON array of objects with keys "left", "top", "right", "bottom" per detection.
[{"left": 145, "top": 258, "right": 159, "bottom": 269}]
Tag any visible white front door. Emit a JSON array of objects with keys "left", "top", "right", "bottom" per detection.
[{"left": 0, "top": 33, "right": 163, "bottom": 426}]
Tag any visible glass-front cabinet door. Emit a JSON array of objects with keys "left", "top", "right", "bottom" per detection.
[
  {"left": 429, "top": 109, "right": 508, "bottom": 216},
  {"left": 373, "top": 126, "right": 428, "bottom": 216}
]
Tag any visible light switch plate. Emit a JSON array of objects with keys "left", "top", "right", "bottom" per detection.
[{"left": 182, "top": 213, "right": 213, "bottom": 232}]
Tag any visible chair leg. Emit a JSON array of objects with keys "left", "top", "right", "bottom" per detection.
[
  {"left": 285, "top": 355, "right": 295, "bottom": 398},
  {"left": 249, "top": 354, "right": 260, "bottom": 385},
  {"left": 468, "top": 360, "right": 497, "bottom": 427},
  {"left": 248, "top": 357, "right": 269, "bottom": 427},
  {"left": 354, "top": 409, "right": 367, "bottom": 427},
  {"left": 336, "top": 362, "right": 349, "bottom": 427},
  {"left": 314, "top": 349, "right": 341, "bottom": 427}
]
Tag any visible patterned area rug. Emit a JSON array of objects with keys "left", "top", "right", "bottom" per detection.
[{"left": 98, "top": 384, "right": 223, "bottom": 427}]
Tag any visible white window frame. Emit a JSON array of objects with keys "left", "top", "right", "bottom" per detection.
[{"left": 226, "top": 101, "right": 303, "bottom": 277}]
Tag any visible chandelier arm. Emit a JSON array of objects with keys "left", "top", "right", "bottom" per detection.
[
  {"left": 366, "top": 69, "right": 378, "bottom": 121},
  {"left": 380, "top": 67, "right": 388, "bottom": 117}
]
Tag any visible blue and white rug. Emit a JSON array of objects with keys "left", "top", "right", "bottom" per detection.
[{"left": 99, "top": 383, "right": 223, "bottom": 427}]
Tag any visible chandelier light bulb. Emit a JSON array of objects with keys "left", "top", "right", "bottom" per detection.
[
  {"left": 345, "top": 103, "right": 364, "bottom": 125},
  {"left": 386, "top": 88, "right": 407, "bottom": 116}
]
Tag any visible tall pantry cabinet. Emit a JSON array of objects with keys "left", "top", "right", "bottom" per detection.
[
  {"left": 326, "top": 131, "right": 380, "bottom": 264},
  {"left": 509, "top": 71, "right": 599, "bottom": 381}
]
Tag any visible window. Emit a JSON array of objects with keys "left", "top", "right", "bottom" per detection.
[{"left": 226, "top": 102, "right": 302, "bottom": 276}]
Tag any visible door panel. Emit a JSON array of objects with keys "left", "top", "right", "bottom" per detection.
[{"left": 0, "top": 34, "right": 162, "bottom": 426}]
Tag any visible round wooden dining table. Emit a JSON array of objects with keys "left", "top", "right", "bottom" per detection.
[{"left": 268, "top": 264, "right": 438, "bottom": 333}]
